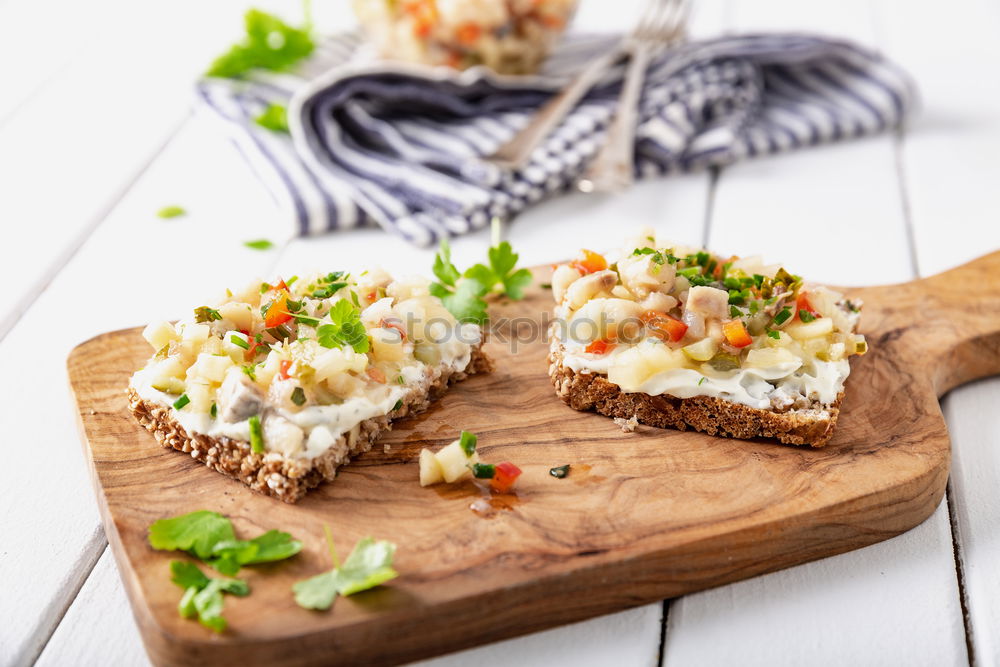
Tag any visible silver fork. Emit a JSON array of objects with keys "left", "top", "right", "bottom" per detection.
[
  {"left": 579, "top": 0, "right": 689, "bottom": 193},
  {"left": 484, "top": 0, "right": 685, "bottom": 171}
]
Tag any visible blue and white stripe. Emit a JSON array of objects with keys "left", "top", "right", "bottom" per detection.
[{"left": 197, "top": 32, "right": 916, "bottom": 246}]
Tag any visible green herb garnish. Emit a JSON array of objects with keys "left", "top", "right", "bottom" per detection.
[
  {"left": 773, "top": 307, "right": 792, "bottom": 326},
  {"left": 157, "top": 205, "right": 187, "bottom": 219},
  {"left": 254, "top": 103, "right": 289, "bottom": 133},
  {"left": 194, "top": 306, "right": 222, "bottom": 323},
  {"left": 230, "top": 334, "right": 250, "bottom": 350},
  {"left": 244, "top": 239, "right": 274, "bottom": 251},
  {"left": 206, "top": 9, "right": 315, "bottom": 79},
  {"left": 549, "top": 464, "right": 570, "bottom": 479},
  {"left": 173, "top": 394, "right": 191, "bottom": 410},
  {"left": 170, "top": 561, "right": 248, "bottom": 633},
  {"left": 729, "top": 305, "right": 742, "bottom": 318},
  {"left": 392, "top": 399, "right": 403, "bottom": 411},
  {"left": 149, "top": 511, "right": 235, "bottom": 560},
  {"left": 241, "top": 365, "right": 257, "bottom": 381},
  {"left": 799, "top": 310, "right": 817, "bottom": 323},
  {"left": 291, "top": 387, "right": 306, "bottom": 406},
  {"left": 471, "top": 463, "right": 496, "bottom": 479},
  {"left": 317, "top": 300, "right": 369, "bottom": 353},
  {"left": 767, "top": 330, "right": 781, "bottom": 340},
  {"left": 249, "top": 414, "right": 264, "bottom": 453},
  {"left": 292, "top": 527, "right": 398, "bottom": 611},
  {"left": 459, "top": 430, "right": 477, "bottom": 456},
  {"left": 210, "top": 402, "right": 218, "bottom": 418}
]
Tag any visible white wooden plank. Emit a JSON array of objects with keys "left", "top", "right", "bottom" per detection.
[
  {"left": 0, "top": 0, "right": 356, "bottom": 348},
  {"left": 874, "top": 0, "right": 1000, "bottom": 276},
  {"left": 0, "top": 117, "right": 278, "bottom": 667},
  {"left": 663, "top": 502, "right": 967, "bottom": 667},
  {"left": 942, "top": 382, "right": 1000, "bottom": 665},
  {"left": 663, "top": 1, "right": 969, "bottom": 665},
  {"left": 35, "top": 549, "right": 150, "bottom": 667},
  {"left": 874, "top": 1, "right": 1000, "bottom": 663}
]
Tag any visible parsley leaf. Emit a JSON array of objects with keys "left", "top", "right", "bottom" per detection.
[
  {"left": 254, "top": 103, "right": 289, "bottom": 133},
  {"left": 170, "top": 562, "right": 250, "bottom": 633},
  {"left": 149, "top": 511, "right": 236, "bottom": 560},
  {"left": 206, "top": 9, "right": 315, "bottom": 79},
  {"left": 157, "top": 205, "right": 186, "bottom": 219},
  {"left": 292, "top": 535, "right": 399, "bottom": 610},
  {"left": 208, "top": 530, "right": 302, "bottom": 575},
  {"left": 432, "top": 238, "right": 462, "bottom": 287},
  {"left": 150, "top": 512, "right": 301, "bottom": 575},
  {"left": 317, "top": 300, "right": 370, "bottom": 353},
  {"left": 432, "top": 277, "right": 489, "bottom": 325},
  {"left": 464, "top": 241, "right": 534, "bottom": 299}
]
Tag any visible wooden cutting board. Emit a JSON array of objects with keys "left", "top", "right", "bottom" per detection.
[{"left": 68, "top": 252, "right": 1000, "bottom": 667}]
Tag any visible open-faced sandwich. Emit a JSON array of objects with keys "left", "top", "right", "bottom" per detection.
[
  {"left": 129, "top": 270, "right": 491, "bottom": 503},
  {"left": 548, "top": 231, "right": 868, "bottom": 447}
]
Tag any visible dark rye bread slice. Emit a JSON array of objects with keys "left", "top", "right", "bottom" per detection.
[
  {"left": 548, "top": 339, "right": 843, "bottom": 448},
  {"left": 128, "top": 345, "right": 492, "bottom": 503}
]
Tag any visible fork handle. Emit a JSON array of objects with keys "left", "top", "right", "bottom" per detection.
[
  {"left": 581, "top": 41, "right": 653, "bottom": 192},
  {"left": 487, "top": 45, "right": 626, "bottom": 170}
]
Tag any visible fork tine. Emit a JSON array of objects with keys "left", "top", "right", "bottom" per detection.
[{"left": 632, "top": 0, "right": 672, "bottom": 38}]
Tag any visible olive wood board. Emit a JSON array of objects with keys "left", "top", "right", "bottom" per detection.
[{"left": 67, "top": 252, "right": 1000, "bottom": 666}]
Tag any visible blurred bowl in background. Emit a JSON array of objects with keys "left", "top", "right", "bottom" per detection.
[{"left": 352, "top": 0, "right": 578, "bottom": 75}]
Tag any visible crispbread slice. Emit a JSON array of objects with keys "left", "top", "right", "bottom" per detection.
[
  {"left": 129, "top": 344, "right": 491, "bottom": 503},
  {"left": 548, "top": 335, "right": 843, "bottom": 448}
]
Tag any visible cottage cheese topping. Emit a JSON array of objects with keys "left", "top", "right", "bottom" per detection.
[
  {"left": 551, "top": 231, "right": 867, "bottom": 411},
  {"left": 131, "top": 270, "right": 479, "bottom": 459}
]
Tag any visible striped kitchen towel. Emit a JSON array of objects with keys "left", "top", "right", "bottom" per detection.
[{"left": 197, "top": 32, "right": 916, "bottom": 246}]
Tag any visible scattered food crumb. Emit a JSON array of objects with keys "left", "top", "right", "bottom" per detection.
[
  {"left": 156, "top": 205, "right": 186, "bottom": 219},
  {"left": 244, "top": 239, "right": 274, "bottom": 250},
  {"left": 613, "top": 415, "right": 639, "bottom": 433},
  {"left": 549, "top": 464, "right": 570, "bottom": 479},
  {"left": 383, "top": 444, "right": 391, "bottom": 453}
]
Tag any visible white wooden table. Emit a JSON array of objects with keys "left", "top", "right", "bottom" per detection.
[{"left": 3, "top": 0, "right": 998, "bottom": 665}]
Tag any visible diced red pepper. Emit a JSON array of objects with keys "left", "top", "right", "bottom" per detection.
[
  {"left": 571, "top": 249, "right": 608, "bottom": 275},
  {"left": 263, "top": 289, "right": 293, "bottom": 328},
  {"left": 723, "top": 319, "right": 753, "bottom": 348},
  {"left": 796, "top": 291, "right": 820, "bottom": 320},
  {"left": 641, "top": 310, "right": 688, "bottom": 343},
  {"left": 490, "top": 462, "right": 522, "bottom": 493},
  {"left": 367, "top": 367, "right": 387, "bottom": 383},
  {"left": 585, "top": 339, "right": 616, "bottom": 355},
  {"left": 456, "top": 21, "right": 481, "bottom": 46},
  {"left": 240, "top": 328, "right": 261, "bottom": 362},
  {"left": 279, "top": 360, "right": 292, "bottom": 380}
]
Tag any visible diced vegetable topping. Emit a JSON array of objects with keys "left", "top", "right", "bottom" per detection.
[
  {"left": 549, "top": 465, "right": 570, "bottom": 479},
  {"left": 722, "top": 320, "right": 752, "bottom": 348},
  {"left": 572, "top": 249, "right": 608, "bottom": 275},
  {"left": 490, "top": 462, "right": 522, "bottom": 493},
  {"left": 585, "top": 339, "right": 616, "bottom": 355}
]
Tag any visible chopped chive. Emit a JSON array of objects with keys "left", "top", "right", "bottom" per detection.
[
  {"left": 173, "top": 394, "right": 190, "bottom": 410},
  {"left": 286, "top": 275, "right": 299, "bottom": 287},
  {"left": 752, "top": 274, "right": 765, "bottom": 289},
  {"left": 697, "top": 377, "right": 707, "bottom": 386},
  {"left": 471, "top": 463, "right": 496, "bottom": 479},
  {"left": 540, "top": 283, "right": 552, "bottom": 289},
  {"left": 773, "top": 307, "right": 792, "bottom": 326},
  {"left": 291, "top": 387, "right": 306, "bottom": 406},
  {"left": 230, "top": 334, "right": 250, "bottom": 350},
  {"left": 248, "top": 415, "right": 264, "bottom": 453},
  {"left": 549, "top": 464, "right": 570, "bottom": 479},
  {"left": 799, "top": 310, "right": 817, "bottom": 323},
  {"left": 459, "top": 431, "right": 477, "bottom": 457},
  {"left": 241, "top": 365, "right": 257, "bottom": 381},
  {"left": 729, "top": 305, "right": 742, "bottom": 318},
  {"left": 395, "top": 375, "right": 405, "bottom": 385},
  {"left": 767, "top": 330, "right": 781, "bottom": 340},
  {"left": 259, "top": 282, "right": 271, "bottom": 294},
  {"left": 194, "top": 306, "right": 222, "bottom": 323},
  {"left": 392, "top": 399, "right": 403, "bottom": 411},
  {"left": 210, "top": 402, "right": 218, "bottom": 418}
]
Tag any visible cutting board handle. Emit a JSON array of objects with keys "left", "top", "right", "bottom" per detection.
[{"left": 904, "top": 250, "right": 1000, "bottom": 396}]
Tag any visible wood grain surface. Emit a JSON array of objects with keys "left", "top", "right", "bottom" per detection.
[{"left": 67, "top": 253, "right": 1000, "bottom": 667}]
